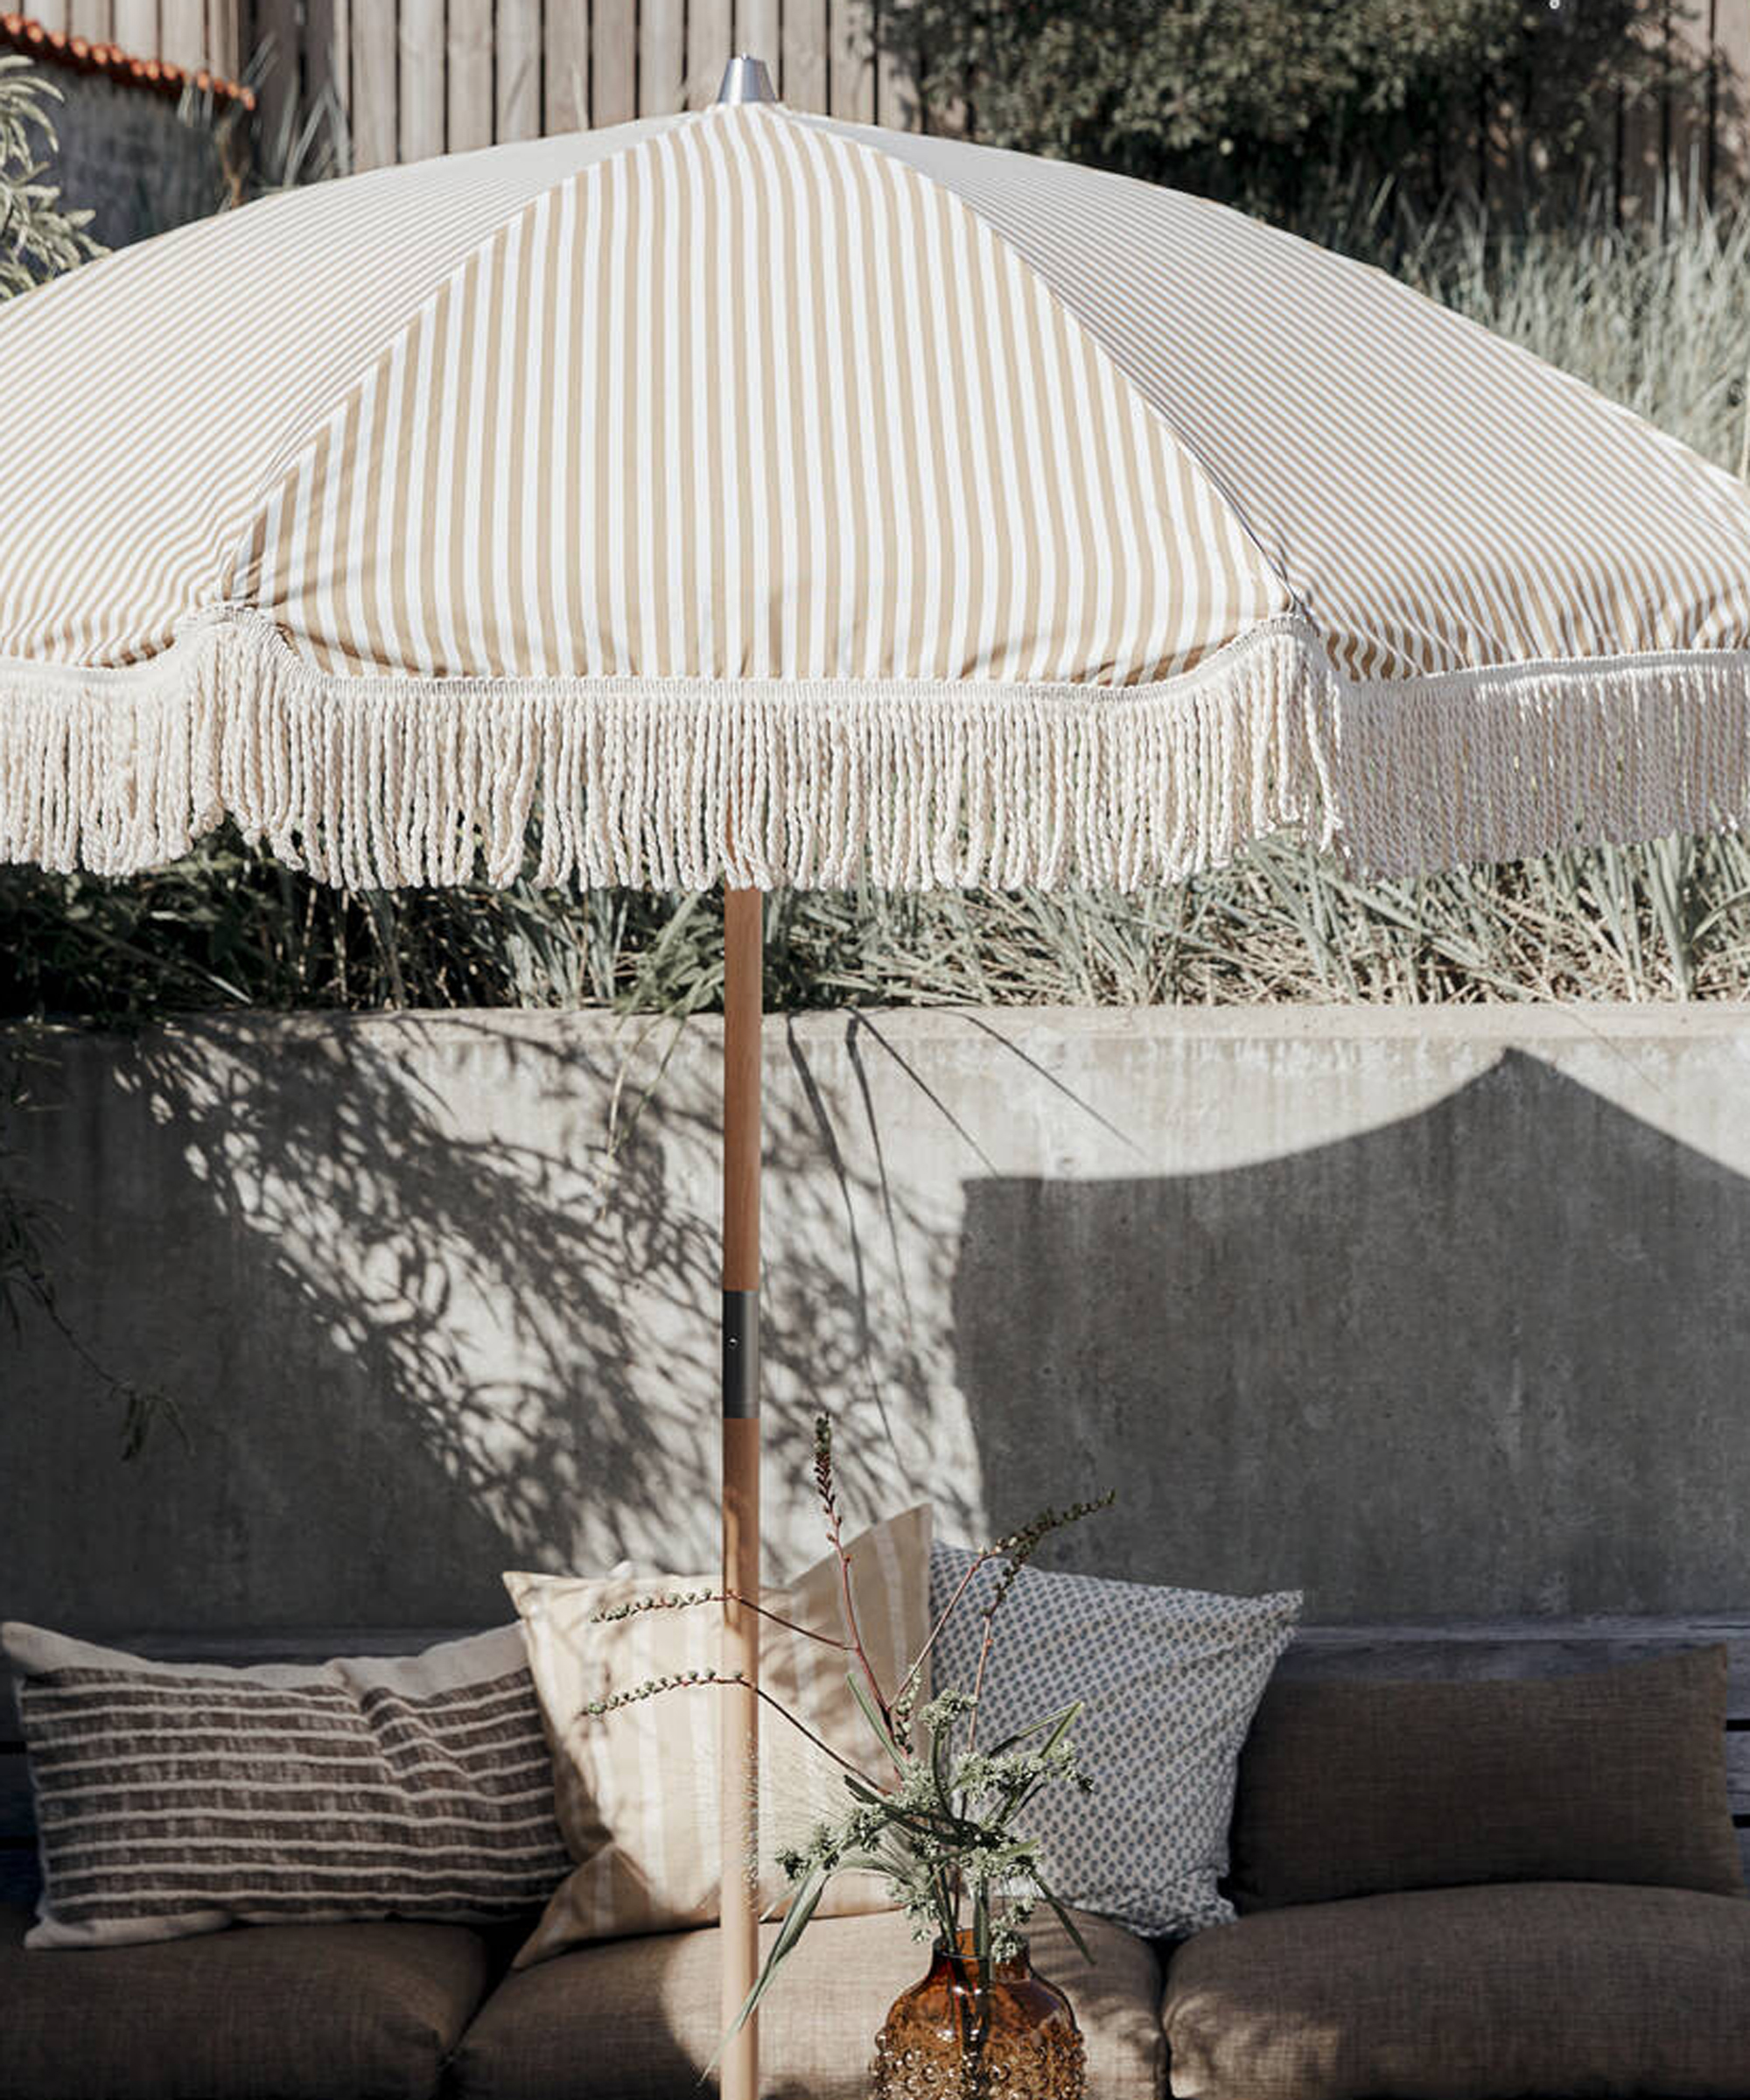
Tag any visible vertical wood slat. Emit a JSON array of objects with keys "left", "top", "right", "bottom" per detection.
[
  {"left": 159, "top": 0, "right": 205, "bottom": 68},
  {"left": 1659, "top": 1, "right": 1677, "bottom": 200},
  {"left": 1716, "top": 0, "right": 1750, "bottom": 194},
  {"left": 400, "top": 0, "right": 445, "bottom": 161},
  {"left": 736, "top": 0, "right": 779, "bottom": 85},
  {"left": 874, "top": 0, "right": 918, "bottom": 133},
  {"left": 1675, "top": 4, "right": 1714, "bottom": 200},
  {"left": 639, "top": 0, "right": 683, "bottom": 116},
  {"left": 783, "top": 0, "right": 829, "bottom": 113},
  {"left": 83, "top": 0, "right": 241, "bottom": 79},
  {"left": 1617, "top": 0, "right": 1722, "bottom": 216},
  {"left": 592, "top": 0, "right": 635, "bottom": 124},
  {"left": 203, "top": 0, "right": 237, "bottom": 74},
  {"left": 112, "top": 0, "right": 158, "bottom": 56},
  {"left": 544, "top": 0, "right": 589, "bottom": 134},
  {"left": 245, "top": 0, "right": 299, "bottom": 155},
  {"left": 303, "top": 0, "right": 350, "bottom": 158},
  {"left": 1615, "top": 5, "right": 1663, "bottom": 220},
  {"left": 828, "top": 0, "right": 874, "bottom": 124},
  {"left": 686, "top": 0, "right": 730, "bottom": 108},
  {"left": 1575, "top": 55, "right": 1623, "bottom": 224},
  {"left": 1704, "top": 0, "right": 1721, "bottom": 201},
  {"left": 349, "top": 0, "right": 396, "bottom": 168},
  {"left": 446, "top": 0, "right": 493, "bottom": 151},
  {"left": 496, "top": 0, "right": 542, "bottom": 140},
  {"left": 28, "top": 1, "right": 70, "bottom": 32}
]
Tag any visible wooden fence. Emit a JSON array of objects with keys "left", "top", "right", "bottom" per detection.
[
  {"left": 19, "top": 1, "right": 238, "bottom": 76},
  {"left": 18, "top": 1, "right": 918, "bottom": 161},
  {"left": 239, "top": 0, "right": 923, "bottom": 170},
  {"left": 21, "top": 1, "right": 1750, "bottom": 206},
  {"left": 1620, "top": 0, "right": 1750, "bottom": 211}
]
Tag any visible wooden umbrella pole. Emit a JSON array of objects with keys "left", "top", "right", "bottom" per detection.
[{"left": 720, "top": 884, "right": 763, "bottom": 2100}]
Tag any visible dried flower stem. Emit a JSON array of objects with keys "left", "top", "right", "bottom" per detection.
[
  {"left": 725, "top": 1591, "right": 852, "bottom": 1650},
  {"left": 966, "top": 1620, "right": 1000, "bottom": 1755},
  {"left": 893, "top": 1546, "right": 1000, "bottom": 1716},
  {"left": 746, "top": 1682, "right": 878, "bottom": 1784},
  {"left": 814, "top": 1413, "right": 900, "bottom": 1757},
  {"left": 966, "top": 1492, "right": 1116, "bottom": 1754},
  {"left": 584, "top": 1668, "right": 881, "bottom": 1788},
  {"left": 592, "top": 1587, "right": 851, "bottom": 1651}
]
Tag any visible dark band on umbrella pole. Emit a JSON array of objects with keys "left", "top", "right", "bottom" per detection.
[{"left": 722, "top": 1289, "right": 760, "bottom": 1418}]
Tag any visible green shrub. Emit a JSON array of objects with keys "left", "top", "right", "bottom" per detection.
[
  {"left": 0, "top": 54, "right": 98, "bottom": 297},
  {"left": 883, "top": 0, "right": 1668, "bottom": 226}
]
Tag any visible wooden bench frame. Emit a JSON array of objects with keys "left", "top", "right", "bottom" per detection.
[{"left": 6, "top": 1616, "right": 1747, "bottom": 1907}]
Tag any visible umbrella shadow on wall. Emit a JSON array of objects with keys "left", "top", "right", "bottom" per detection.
[
  {"left": 3, "top": 1012, "right": 942, "bottom": 1633},
  {"left": 951, "top": 1049, "right": 1750, "bottom": 1618}
]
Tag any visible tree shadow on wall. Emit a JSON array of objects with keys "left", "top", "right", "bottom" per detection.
[
  {"left": 953, "top": 1049, "right": 1750, "bottom": 1619},
  {"left": 4, "top": 1011, "right": 945, "bottom": 1634}
]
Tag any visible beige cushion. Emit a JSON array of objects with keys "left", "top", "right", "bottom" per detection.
[
  {"left": 1228, "top": 1647, "right": 1744, "bottom": 1910},
  {"left": 1164, "top": 1881, "right": 1750, "bottom": 2100},
  {"left": 451, "top": 1904, "right": 1165, "bottom": 2100},
  {"left": 0, "top": 1900, "right": 495, "bottom": 2100},
  {"left": 507, "top": 1504, "right": 931, "bottom": 1961}
]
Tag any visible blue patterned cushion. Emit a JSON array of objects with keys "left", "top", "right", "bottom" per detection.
[{"left": 929, "top": 1544, "right": 1300, "bottom": 1939}]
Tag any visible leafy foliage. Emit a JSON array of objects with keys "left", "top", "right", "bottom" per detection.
[
  {"left": 11, "top": 822, "right": 1750, "bottom": 1018},
  {"left": 0, "top": 54, "right": 99, "bottom": 297},
  {"left": 883, "top": 0, "right": 1666, "bottom": 226},
  {"left": 778, "top": 1687, "right": 1092, "bottom": 1962}
]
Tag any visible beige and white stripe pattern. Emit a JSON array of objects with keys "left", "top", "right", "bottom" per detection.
[
  {"left": 234, "top": 114, "right": 1284, "bottom": 690},
  {"left": 850, "top": 124, "right": 1750, "bottom": 682},
  {"left": 505, "top": 1504, "right": 932, "bottom": 1964},
  {"left": 5, "top": 1622, "right": 572, "bottom": 1950},
  {"left": 2, "top": 101, "right": 1750, "bottom": 884}
]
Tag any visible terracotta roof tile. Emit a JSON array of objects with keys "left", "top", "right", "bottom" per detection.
[{"left": 0, "top": 10, "right": 256, "bottom": 111}]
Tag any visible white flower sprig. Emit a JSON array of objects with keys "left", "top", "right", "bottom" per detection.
[{"left": 578, "top": 1411, "right": 1113, "bottom": 2065}]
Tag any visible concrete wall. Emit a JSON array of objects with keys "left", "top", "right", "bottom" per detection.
[{"left": 4, "top": 1004, "right": 1750, "bottom": 1635}]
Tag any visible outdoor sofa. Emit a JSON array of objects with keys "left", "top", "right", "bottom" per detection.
[{"left": 3, "top": 1615, "right": 1747, "bottom": 2100}]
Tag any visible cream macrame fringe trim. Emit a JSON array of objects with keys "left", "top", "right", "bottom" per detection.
[
  {"left": 1330, "top": 646, "right": 1750, "bottom": 877},
  {"left": 0, "top": 612, "right": 1326, "bottom": 891},
  {"left": 4, "top": 612, "right": 1750, "bottom": 888}
]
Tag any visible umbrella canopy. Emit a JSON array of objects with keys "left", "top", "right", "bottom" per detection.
[{"left": 5, "top": 101, "right": 1749, "bottom": 890}]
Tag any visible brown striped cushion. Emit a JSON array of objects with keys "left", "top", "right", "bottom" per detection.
[{"left": 3, "top": 1622, "right": 571, "bottom": 1950}]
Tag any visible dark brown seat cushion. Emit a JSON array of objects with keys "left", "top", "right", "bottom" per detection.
[
  {"left": 0, "top": 1900, "right": 495, "bottom": 2100},
  {"left": 1164, "top": 1880, "right": 1750, "bottom": 2100},
  {"left": 450, "top": 1904, "right": 1164, "bottom": 2100},
  {"left": 1229, "top": 1646, "right": 1743, "bottom": 1909}
]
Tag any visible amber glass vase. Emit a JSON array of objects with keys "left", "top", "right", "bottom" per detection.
[{"left": 870, "top": 1932, "right": 1087, "bottom": 2099}]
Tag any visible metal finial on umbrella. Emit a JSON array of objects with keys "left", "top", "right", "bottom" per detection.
[{"left": 716, "top": 54, "right": 777, "bottom": 104}]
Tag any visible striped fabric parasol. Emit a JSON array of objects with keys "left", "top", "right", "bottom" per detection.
[
  {"left": 5, "top": 59, "right": 1750, "bottom": 2095},
  {"left": 7, "top": 85, "right": 1749, "bottom": 885}
]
